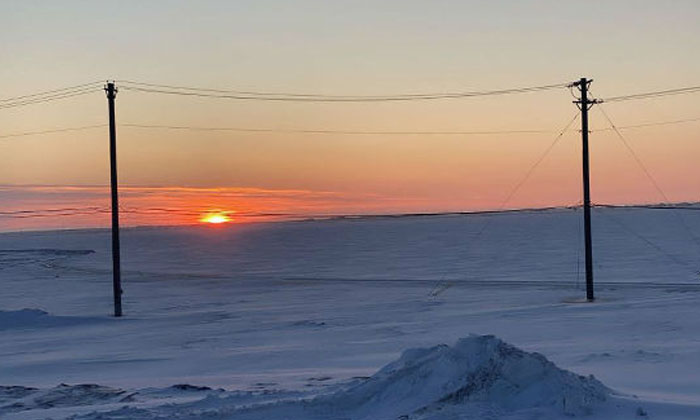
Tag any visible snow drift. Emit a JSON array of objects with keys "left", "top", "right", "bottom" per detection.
[
  {"left": 16, "top": 335, "right": 611, "bottom": 419},
  {"left": 306, "top": 334, "right": 610, "bottom": 419}
]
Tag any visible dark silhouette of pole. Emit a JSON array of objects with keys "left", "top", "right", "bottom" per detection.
[
  {"left": 572, "top": 77, "right": 598, "bottom": 301},
  {"left": 105, "top": 81, "right": 122, "bottom": 317}
]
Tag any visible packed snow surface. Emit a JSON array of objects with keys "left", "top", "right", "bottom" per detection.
[{"left": 2, "top": 207, "right": 700, "bottom": 418}]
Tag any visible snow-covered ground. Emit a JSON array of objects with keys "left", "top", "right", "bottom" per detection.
[{"left": 1, "top": 207, "right": 700, "bottom": 419}]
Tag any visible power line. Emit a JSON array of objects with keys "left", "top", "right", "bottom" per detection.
[
  {"left": 3, "top": 80, "right": 700, "bottom": 108},
  {"left": 118, "top": 79, "right": 460, "bottom": 98},
  {"left": 0, "top": 207, "right": 109, "bottom": 219},
  {"left": 118, "top": 81, "right": 569, "bottom": 102},
  {"left": 2, "top": 112, "right": 698, "bottom": 142},
  {"left": 490, "top": 113, "right": 579, "bottom": 213},
  {"left": 120, "top": 123, "right": 552, "bottom": 136},
  {"left": 596, "top": 208, "right": 699, "bottom": 276},
  {"left": 119, "top": 80, "right": 569, "bottom": 99},
  {"left": 123, "top": 115, "right": 700, "bottom": 135},
  {"left": 591, "top": 116, "right": 700, "bottom": 132},
  {"left": 0, "top": 81, "right": 103, "bottom": 103},
  {"left": 0, "top": 205, "right": 319, "bottom": 220},
  {"left": 428, "top": 112, "right": 579, "bottom": 296},
  {"left": 598, "top": 106, "right": 675, "bottom": 203},
  {"left": 602, "top": 85, "right": 700, "bottom": 103},
  {"left": 0, "top": 124, "right": 107, "bottom": 140},
  {"left": 0, "top": 206, "right": 106, "bottom": 216},
  {"left": 598, "top": 104, "right": 700, "bottom": 254},
  {"left": 0, "top": 87, "right": 101, "bottom": 110},
  {"left": 4, "top": 113, "right": 697, "bottom": 141}
]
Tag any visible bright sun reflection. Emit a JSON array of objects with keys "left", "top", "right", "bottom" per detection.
[{"left": 200, "top": 212, "right": 231, "bottom": 224}]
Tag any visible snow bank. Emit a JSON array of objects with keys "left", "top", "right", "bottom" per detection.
[{"left": 314, "top": 334, "right": 610, "bottom": 419}]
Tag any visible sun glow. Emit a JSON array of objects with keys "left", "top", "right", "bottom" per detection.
[{"left": 200, "top": 212, "right": 231, "bottom": 224}]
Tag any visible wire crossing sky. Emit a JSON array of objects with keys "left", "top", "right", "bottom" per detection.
[
  {"left": 1, "top": 0, "right": 699, "bottom": 230},
  {"left": 3, "top": 80, "right": 700, "bottom": 107}
]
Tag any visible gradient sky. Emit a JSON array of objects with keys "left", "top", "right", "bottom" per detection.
[{"left": 1, "top": 1, "right": 699, "bottom": 230}]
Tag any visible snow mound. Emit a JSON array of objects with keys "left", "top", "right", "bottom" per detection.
[{"left": 316, "top": 334, "right": 610, "bottom": 419}]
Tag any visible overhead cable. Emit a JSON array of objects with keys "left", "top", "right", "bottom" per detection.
[
  {"left": 602, "top": 85, "right": 700, "bottom": 103},
  {"left": 118, "top": 81, "right": 569, "bottom": 102},
  {"left": 120, "top": 123, "right": 551, "bottom": 136},
  {"left": 0, "top": 124, "right": 107, "bottom": 139}
]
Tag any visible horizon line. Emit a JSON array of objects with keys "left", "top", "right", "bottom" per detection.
[{"left": 2, "top": 201, "right": 698, "bottom": 235}]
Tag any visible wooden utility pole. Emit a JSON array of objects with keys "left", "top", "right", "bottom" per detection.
[
  {"left": 572, "top": 78, "right": 598, "bottom": 301},
  {"left": 105, "top": 81, "right": 122, "bottom": 317}
]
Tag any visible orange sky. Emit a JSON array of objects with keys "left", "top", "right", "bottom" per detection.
[
  {"left": 0, "top": 184, "right": 468, "bottom": 231},
  {"left": 1, "top": 1, "right": 699, "bottom": 231}
]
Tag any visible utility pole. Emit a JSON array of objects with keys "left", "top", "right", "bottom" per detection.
[
  {"left": 572, "top": 78, "right": 599, "bottom": 302},
  {"left": 105, "top": 81, "right": 122, "bottom": 317}
]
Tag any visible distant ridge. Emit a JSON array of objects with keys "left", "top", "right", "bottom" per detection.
[
  {"left": 2, "top": 201, "right": 698, "bottom": 234},
  {"left": 300, "top": 201, "right": 700, "bottom": 222}
]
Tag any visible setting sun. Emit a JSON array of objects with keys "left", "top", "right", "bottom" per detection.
[{"left": 200, "top": 212, "right": 231, "bottom": 224}]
